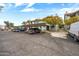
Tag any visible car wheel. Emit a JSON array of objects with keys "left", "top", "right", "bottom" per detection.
[{"left": 73, "top": 35, "right": 79, "bottom": 42}]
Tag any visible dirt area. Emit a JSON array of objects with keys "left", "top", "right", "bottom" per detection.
[{"left": 50, "top": 32, "right": 68, "bottom": 39}]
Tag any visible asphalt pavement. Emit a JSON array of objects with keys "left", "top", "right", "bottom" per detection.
[{"left": 0, "top": 31, "right": 79, "bottom": 56}]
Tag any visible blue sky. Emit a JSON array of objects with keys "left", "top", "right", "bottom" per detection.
[{"left": 0, "top": 3, "right": 79, "bottom": 25}]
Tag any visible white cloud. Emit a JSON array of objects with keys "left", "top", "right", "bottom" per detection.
[
  {"left": 27, "top": 3, "right": 35, "bottom": 8},
  {"left": 15, "top": 3, "right": 36, "bottom": 12},
  {"left": 15, "top": 3, "right": 23, "bottom": 6},
  {"left": 59, "top": 8, "right": 79, "bottom": 14},
  {"left": 51, "top": 3, "right": 79, "bottom": 18},
  {"left": 0, "top": 0, "right": 79, "bottom": 3},
  {"left": 45, "top": 4, "right": 79, "bottom": 19},
  {"left": 15, "top": 3, "right": 35, "bottom": 7},
  {"left": 0, "top": 3, "right": 6, "bottom": 6},
  {"left": 61, "top": 3, "right": 65, "bottom": 6},
  {"left": 21, "top": 7, "right": 41, "bottom": 12},
  {"left": 21, "top": 3, "right": 79, "bottom": 18}
]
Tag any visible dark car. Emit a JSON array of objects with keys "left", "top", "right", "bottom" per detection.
[
  {"left": 26, "top": 28, "right": 41, "bottom": 34},
  {"left": 12, "top": 27, "right": 25, "bottom": 32}
]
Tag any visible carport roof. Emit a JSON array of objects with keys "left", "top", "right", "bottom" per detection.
[{"left": 25, "top": 23, "right": 48, "bottom": 27}]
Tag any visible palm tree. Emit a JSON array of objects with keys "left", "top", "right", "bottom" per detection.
[
  {"left": 4, "top": 21, "right": 14, "bottom": 30},
  {"left": 27, "top": 20, "right": 32, "bottom": 24},
  {"left": 4, "top": 21, "right": 10, "bottom": 29},
  {"left": 22, "top": 21, "right": 26, "bottom": 26}
]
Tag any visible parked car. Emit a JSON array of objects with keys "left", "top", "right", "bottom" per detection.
[
  {"left": 19, "top": 27, "right": 25, "bottom": 32},
  {"left": 12, "top": 27, "right": 25, "bottom": 32},
  {"left": 12, "top": 29, "right": 20, "bottom": 32},
  {"left": 67, "top": 22, "right": 79, "bottom": 42},
  {"left": 25, "top": 28, "right": 41, "bottom": 34}
]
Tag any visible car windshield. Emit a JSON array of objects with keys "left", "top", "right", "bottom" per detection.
[{"left": 29, "top": 28, "right": 39, "bottom": 30}]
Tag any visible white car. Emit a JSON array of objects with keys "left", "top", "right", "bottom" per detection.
[{"left": 68, "top": 21, "right": 79, "bottom": 42}]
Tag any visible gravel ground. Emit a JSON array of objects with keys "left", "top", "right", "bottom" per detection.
[{"left": 0, "top": 31, "right": 79, "bottom": 56}]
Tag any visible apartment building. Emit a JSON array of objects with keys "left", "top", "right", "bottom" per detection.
[{"left": 64, "top": 10, "right": 79, "bottom": 19}]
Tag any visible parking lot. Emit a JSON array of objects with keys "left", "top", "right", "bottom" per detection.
[{"left": 0, "top": 31, "right": 79, "bottom": 56}]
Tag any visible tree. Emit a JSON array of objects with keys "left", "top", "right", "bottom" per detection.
[
  {"left": 42, "top": 16, "right": 53, "bottom": 24},
  {"left": 9, "top": 23, "right": 14, "bottom": 27},
  {"left": 42, "top": 15, "right": 63, "bottom": 31},
  {"left": 4, "top": 21, "right": 14, "bottom": 29},
  {"left": 4, "top": 21, "right": 10, "bottom": 28},
  {"left": 22, "top": 21, "right": 26, "bottom": 26},
  {"left": 33, "top": 19, "right": 42, "bottom": 22},
  {"left": 27, "top": 20, "right": 32, "bottom": 24},
  {"left": 42, "top": 16, "right": 63, "bottom": 25},
  {"left": 64, "top": 16, "right": 79, "bottom": 25}
]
